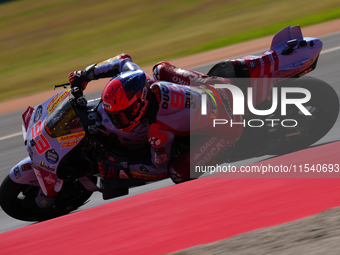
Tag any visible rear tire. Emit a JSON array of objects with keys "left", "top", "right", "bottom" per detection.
[{"left": 269, "top": 76, "right": 339, "bottom": 154}]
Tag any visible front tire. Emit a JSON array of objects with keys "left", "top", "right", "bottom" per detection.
[{"left": 0, "top": 175, "right": 96, "bottom": 221}]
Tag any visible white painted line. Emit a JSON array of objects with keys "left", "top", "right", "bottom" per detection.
[
  {"left": 0, "top": 132, "right": 22, "bottom": 141},
  {"left": 321, "top": 45, "right": 340, "bottom": 54}
]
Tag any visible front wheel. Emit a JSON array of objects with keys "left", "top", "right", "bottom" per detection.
[
  {"left": 0, "top": 175, "right": 96, "bottom": 221},
  {"left": 268, "top": 76, "right": 339, "bottom": 155}
]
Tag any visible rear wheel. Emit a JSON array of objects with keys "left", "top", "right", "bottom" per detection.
[
  {"left": 268, "top": 76, "right": 339, "bottom": 154},
  {"left": 0, "top": 175, "right": 96, "bottom": 221}
]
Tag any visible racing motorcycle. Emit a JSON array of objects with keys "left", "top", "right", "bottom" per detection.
[
  {"left": 0, "top": 86, "right": 188, "bottom": 222},
  {"left": 0, "top": 25, "right": 338, "bottom": 222}
]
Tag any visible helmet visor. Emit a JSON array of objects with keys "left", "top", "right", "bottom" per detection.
[{"left": 105, "top": 99, "right": 141, "bottom": 129}]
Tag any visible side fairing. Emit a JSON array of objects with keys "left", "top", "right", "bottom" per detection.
[{"left": 9, "top": 156, "right": 38, "bottom": 186}]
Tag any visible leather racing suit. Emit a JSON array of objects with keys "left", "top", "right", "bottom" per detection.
[{"left": 77, "top": 54, "right": 243, "bottom": 183}]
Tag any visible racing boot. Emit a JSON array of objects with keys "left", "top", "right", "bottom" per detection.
[
  {"left": 168, "top": 150, "right": 191, "bottom": 184},
  {"left": 153, "top": 61, "right": 209, "bottom": 85}
]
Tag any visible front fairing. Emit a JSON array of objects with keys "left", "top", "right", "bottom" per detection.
[{"left": 24, "top": 89, "right": 85, "bottom": 196}]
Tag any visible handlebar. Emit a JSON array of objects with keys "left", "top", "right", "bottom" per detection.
[{"left": 54, "top": 82, "right": 71, "bottom": 90}]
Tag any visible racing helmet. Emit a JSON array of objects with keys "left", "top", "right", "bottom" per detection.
[{"left": 101, "top": 70, "right": 150, "bottom": 131}]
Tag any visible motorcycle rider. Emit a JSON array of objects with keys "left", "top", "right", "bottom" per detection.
[{"left": 69, "top": 53, "right": 243, "bottom": 183}]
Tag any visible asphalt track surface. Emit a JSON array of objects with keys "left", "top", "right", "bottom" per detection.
[{"left": 0, "top": 30, "right": 340, "bottom": 235}]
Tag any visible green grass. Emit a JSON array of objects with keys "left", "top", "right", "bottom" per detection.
[{"left": 1, "top": 0, "right": 340, "bottom": 102}]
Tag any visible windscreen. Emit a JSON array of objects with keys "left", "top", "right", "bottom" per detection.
[{"left": 45, "top": 99, "right": 83, "bottom": 138}]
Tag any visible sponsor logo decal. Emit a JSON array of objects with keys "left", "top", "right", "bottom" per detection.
[
  {"left": 22, "top": 106, "right": 34, "bottom": 131},
  {"left": 40, "top": 161, "right": 56, "bottom": 173},
  {"left": 148, "top": 123, "right": 167, "bottom": 147},
  {"left": 174, "top": 68, "right": 205, "bottom": 84},
  {"left": 130, "top": 172, "right": 159, "bottom": 181},
  {"left": 249, "top": 60, "right": 256, "bottom": 69},
  {"left": 141, "top": 87, "right": 148, "bottom": 101},
  {"left": 161, "top": 85, "right": 170, "bottom": 109},
  {"left": 47, "top": 90, "right": 70, "bottom": 114},
  {"left": 149, "top": 137, "right": 160, "bottom": 146},
  {"left": 21, "top": 163, "right": 32, "bottom": 171},
  {"left": 46, "top": 94, "right": 59, "bottom": 112},
  {"left": 195, "top": 137, "right": 227, "bottom": 166},
  {"left": 57, "top": 131, "right": 85, "bottom": 143},
  {"left": 13, "top": 166, "right": 21, "bottom": 179},
  {"left": 61, "top": 140, "right": 78, "bottom": 148},
  {"left": 34, "top": 105, "right": 43, "bottom": 123},
  {"left": 45, "top": 149, "right": 59, "bottom": 164},
  {"left": 44, "top": 174, "right": 55, "bottom": 184},
  {"left": 154, "top": 153, "right": 168, "bottom": 163},
  {"left": 152, "top": 85, "right": 162, "bottom": 106}
]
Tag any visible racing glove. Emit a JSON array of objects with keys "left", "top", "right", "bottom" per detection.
[
  {"left": 68, "top": 63, "right": 96, "bottom": 91},
  {"left": 98, "top": 161, "right": 130, "bottom": 179}
]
